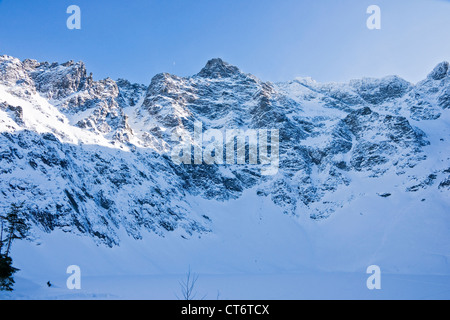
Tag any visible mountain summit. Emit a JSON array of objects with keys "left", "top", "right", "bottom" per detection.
[{"left": 196, "top": 58, "right": 242, "bottom": 78}]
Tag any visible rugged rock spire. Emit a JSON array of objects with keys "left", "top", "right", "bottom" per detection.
[{"left": 196, "top": 58, "right": 242, "bottom": 78}]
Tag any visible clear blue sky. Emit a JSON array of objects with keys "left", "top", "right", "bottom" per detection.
[{"left": 0, "top": 0, "right": 449, "bottom": 85}]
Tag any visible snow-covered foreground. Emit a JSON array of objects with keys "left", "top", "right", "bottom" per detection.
[
  {"left": 1, "top": 184, "right": 449, "bottom": 300},
  {"left": 3, "top": 271, "right": 450, "bottom": 300}
]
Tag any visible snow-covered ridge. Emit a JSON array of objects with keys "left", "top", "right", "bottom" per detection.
[{"left": 0, "top": 54, "right": 449, "bottom": 248}]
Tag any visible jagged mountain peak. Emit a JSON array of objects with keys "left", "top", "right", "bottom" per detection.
[
  {"left": 427, "top": 61, "right": 449, "bottom": 81},
  {"left": 149, "top": 72, "right": 183, "bottom": 84},
  {"left": 116, "top": 78, "right": 146, "bottom": 88},
  {"left": 196, "top": 58, "right": 242, "bottom": 78}
]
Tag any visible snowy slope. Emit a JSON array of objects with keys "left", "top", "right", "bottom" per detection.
[{"left": 3, "top": 186, "right": 450, "bottom": 299}]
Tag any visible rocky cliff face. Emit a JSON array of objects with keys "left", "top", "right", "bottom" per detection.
[{"left": 0, "top": 55, "right": 448, "bottom": 245}]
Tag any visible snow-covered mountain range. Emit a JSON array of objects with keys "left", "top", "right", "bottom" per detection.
[
  {"left": 0, "top": 55, "right": 449, "bottom": 247},
  {"left": 1, "top": 55, "right": 449, "bottom": 299}
]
